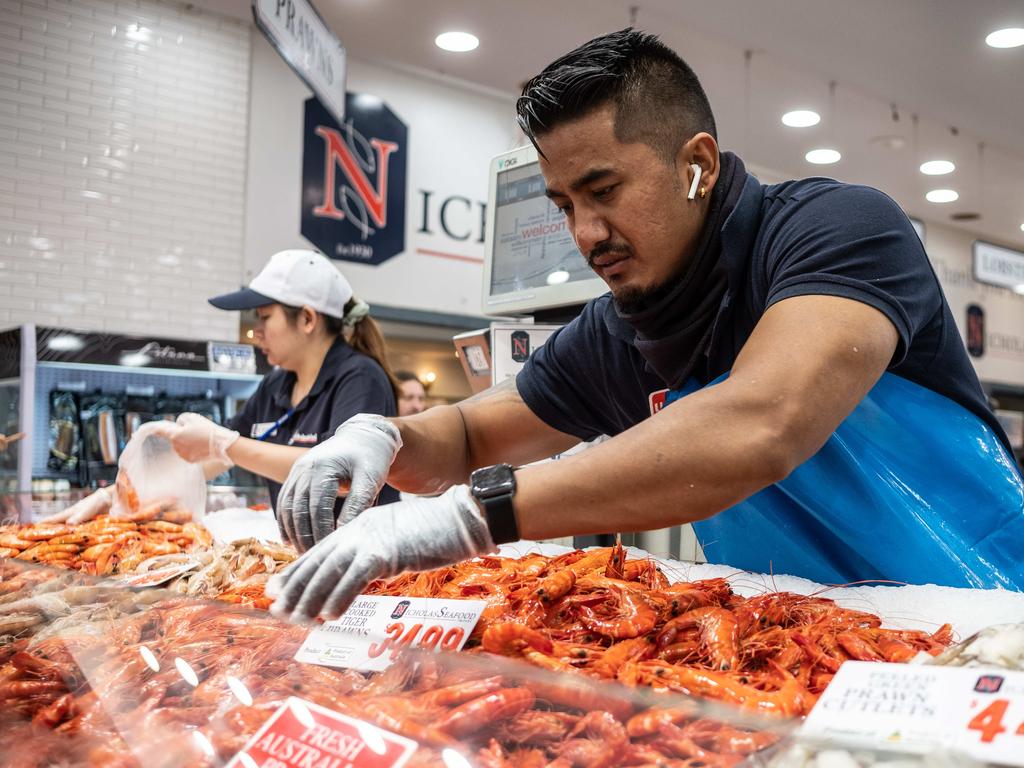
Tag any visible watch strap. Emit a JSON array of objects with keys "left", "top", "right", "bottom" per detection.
[{"left": 480, "top": 492, "right": 519, "bottom": 545}]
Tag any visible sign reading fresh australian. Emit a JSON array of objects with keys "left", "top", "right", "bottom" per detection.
[{"left": 302, "top": 94, "right": 408, "bottom": 265}]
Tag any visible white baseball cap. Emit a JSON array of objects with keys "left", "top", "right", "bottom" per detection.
[{"left": 208, "top": 249, "right": 353, "bottom": 319}]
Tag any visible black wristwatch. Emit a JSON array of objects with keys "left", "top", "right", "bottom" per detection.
[{"left": 469, "top": 463, "right": 520, "bottom": 544}]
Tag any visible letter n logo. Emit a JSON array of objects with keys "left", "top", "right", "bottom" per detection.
[{"left": 301, "top": 94, "right": 407, "bottom": 266}]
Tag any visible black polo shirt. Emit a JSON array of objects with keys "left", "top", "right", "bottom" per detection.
[
  {"left": 229, "top": 337, "right": 399, "bottom": 512},
  {"left": 518, "top": 174, "right": 1013, "bottom": 454}
]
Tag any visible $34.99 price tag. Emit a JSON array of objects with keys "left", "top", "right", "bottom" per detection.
[
  {"left": 801, "top": 661, "right": 1024, "bottom": 766},
  {"left": 294, "top": 595, "right": 485, "bottom": 672}
]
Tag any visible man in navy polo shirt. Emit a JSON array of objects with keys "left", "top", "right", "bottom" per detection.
[{"left": 268, "top": 30, "right": 1024, "bottom": 624}]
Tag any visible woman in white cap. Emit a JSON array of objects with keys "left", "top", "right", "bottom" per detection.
[{"left": 49, "top": 249, "right": 401, "bottom": 525}]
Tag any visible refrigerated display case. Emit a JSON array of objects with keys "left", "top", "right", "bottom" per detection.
[{"left": 0, "top": 324, "right": 269, "bottom": 521}]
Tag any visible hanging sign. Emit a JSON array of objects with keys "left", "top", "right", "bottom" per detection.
[
  {"left": 301, "top": 94, "right": 408, "bottom": 266},
  {"left": 251, "top": 0, "right": 347, "bottom": 124},
  {"left": 973, "top": 240, "right": 1024, "bottom": 292}
]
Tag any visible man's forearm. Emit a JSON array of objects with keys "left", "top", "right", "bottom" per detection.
[
  {"left": 513, "top": 381, "right": 793, "bottom": 540},
  {"left": 387, "top": 406, "right": 470, "bottom": 494},
  {"left": 387, "top": 379, "right": 580, "bottom": 495}
]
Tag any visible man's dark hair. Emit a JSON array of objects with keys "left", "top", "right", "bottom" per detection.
[
  {"left": 516, "top": 28, "right": 716, "bottom": 164},
  {"left": 395, "top": 370, "right": 421, "bottom": 384}
]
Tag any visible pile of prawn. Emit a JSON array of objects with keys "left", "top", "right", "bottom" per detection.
[
  {"left": 0, "top": 516, "right": 212, "bottom": 576},
  {"left": 155, "top": 537, "right": 297, "bottom": 609},
  {"left": 0, "top": 564, "right": 787, "bottom": 768},
  {"left": 366, "top": 543, "right": 953, "bottom": 719},
  {"left": 0, "top": 542, "right": 956, "bottom": 767}
]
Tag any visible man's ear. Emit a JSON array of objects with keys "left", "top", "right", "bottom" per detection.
[{"left": 679, "top": 133, "right": 721, "bottom": 197}]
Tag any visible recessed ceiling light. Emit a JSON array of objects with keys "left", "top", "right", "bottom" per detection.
[
  {"left": 435, "top": 31, "right": 479, "bottom": 52},
  {"left": 920, "top": 160, "right": 955, "bottom": 175},
  {"left": 782, "top": 110, "right": 820, "bottom": 128},
  {"left": 805, "top": 148, "right": 841, "bottom": 164},
  {"left": 986, "top": 28, "right": 1024, "bottom": 48},
  {"left": 926, "top": 189, "right": 959, "bottom": 203},
  {"left": 1020, "top": 222, "right": 1024, "bottom": 232}
]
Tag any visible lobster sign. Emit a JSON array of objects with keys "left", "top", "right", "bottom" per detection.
[{"left": 302, "top": 94, "right": 408, "bottom": 266}]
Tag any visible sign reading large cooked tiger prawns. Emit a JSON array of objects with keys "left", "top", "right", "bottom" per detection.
[{"left": 294, "top": 595, "right": 485, "bottom": 672}]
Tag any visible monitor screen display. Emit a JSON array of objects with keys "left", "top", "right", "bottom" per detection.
[{"left": 489, "top": 163, "right": 591, "bottom": 297}]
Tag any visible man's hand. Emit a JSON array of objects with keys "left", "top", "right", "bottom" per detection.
[
  {"left": 267, "top": 485, "right": 494, "bottom": 623},
  {"left": 277, "top": 414, "right": 402, "bottom": 552},
  {"left": 41, "top": 486, "right": 113, "bottom": 524},
  {"left": 172, "top": 413, "right": 239, "bottom": 464}
]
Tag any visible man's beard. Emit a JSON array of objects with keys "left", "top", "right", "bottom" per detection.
[{"left": 612, "top": 271, "right": 683, "bottom": 315}]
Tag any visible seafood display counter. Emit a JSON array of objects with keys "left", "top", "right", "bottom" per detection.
[
  {"left": 0, "top": 557, "right": 799, "bottom": 768},
  {"left": 1, "top": 524, "right": 1023, "bottom": 767}
]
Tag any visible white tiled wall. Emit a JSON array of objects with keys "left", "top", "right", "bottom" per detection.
[{"left": 0, "top": 0, "right": 251, "bottom": 341}]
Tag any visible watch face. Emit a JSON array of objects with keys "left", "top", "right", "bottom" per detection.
[{"left": 472, "top": 464, "right": 516, "bottom": 498}]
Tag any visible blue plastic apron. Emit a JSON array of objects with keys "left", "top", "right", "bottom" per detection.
[{"left": 678, "top": 372, "right": 1024, "bottom": 589}]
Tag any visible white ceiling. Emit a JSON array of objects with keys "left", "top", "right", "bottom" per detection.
[{"left": 199, "top": 0, "right": 1024, "bottom": 249}]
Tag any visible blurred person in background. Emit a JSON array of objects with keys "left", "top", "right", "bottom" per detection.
[
  {"left": 47, "top": 250, "right": 400, "bottom": 525},
  {"left": 395, "top": 371, "right": 427, "bottom": 416}
]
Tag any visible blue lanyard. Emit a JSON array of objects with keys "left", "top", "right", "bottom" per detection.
[{"left": 255, "top": 407, "right": 295, "bottom": 441}]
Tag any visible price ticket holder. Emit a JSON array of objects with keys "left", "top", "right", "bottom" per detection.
[{"left": 800, "top": 660, "right": 1024, "bottom": 765}]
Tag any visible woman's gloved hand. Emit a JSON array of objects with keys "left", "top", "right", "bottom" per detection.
[
  {"left": 41, "top": 486, "right": 113, "bottom": 524},
  {"left": 276, "top": 413, "right": 402, "bottom": 552},
  {"left": 267, "top": 485, "right": 495, "bottom": 623},
  {"left": 172, "top": 413, "right": 239, "bottom": 465}
]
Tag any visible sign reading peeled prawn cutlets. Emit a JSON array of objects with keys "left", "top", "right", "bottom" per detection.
[
  {"left": 800, "top": 661, "right": 1024, "bottom": 766},
  {"left": 226, "top": 697, "right": 417, "bottom": 768},
  {"left": 294, "top": 595, "right": 485, "bottom": 671},
  {"left": 302, "top": 94, "right": 408, "bottom": 266}
]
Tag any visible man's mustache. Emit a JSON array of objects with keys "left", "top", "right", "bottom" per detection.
[{"left": 586, "top": 243, "right": 633, "bottom": 268}]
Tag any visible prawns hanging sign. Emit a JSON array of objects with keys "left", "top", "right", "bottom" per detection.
[
  {"left": 294, "top": 595, "right": 485, "bottom": 672},
  {"left": 226, "top": 696, "right": 418, "bottom": 768}
]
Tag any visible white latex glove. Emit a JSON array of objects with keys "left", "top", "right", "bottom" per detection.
[
  {"left": 276, "top": 413, "right": 402, "bottom": 552},
  {"left": 267, "top": 485, "right": 495, "bottom": 623},
  {"left": 41, "top": 486, "right": 113, "bottom": 524},
  {"left": 172, "top": 413, "right": 239, "bottom": 465}
]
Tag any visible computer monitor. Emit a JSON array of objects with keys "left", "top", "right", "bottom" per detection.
[{"left": 481, "top": 145, "right": 607, "bottom": 316}]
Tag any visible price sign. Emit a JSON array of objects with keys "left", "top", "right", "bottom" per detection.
[
  {"left": 294, "top": 595, "right": 485, "bottom": 672},
  {"left": 801, "top": 661, "right": 1024, "bottom": 766},
  {"left": 226, "top": 696, "right": 416, "bottom": 768}
]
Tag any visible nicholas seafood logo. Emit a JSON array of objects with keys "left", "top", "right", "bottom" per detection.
[{"left": 302, "top": 94, "right": 408, "bottom": 266}]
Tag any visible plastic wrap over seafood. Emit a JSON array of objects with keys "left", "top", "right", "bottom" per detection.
[{"left": 0, "top": 557, "right": 794, "bottom": 768}]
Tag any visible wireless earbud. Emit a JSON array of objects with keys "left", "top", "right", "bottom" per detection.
[{"left": 687, "top": 163, "right": 702, "bottom": 200}]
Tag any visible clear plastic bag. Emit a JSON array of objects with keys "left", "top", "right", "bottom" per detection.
[{"left": 109, "top": 421, "right": 206, "bottom": 522}]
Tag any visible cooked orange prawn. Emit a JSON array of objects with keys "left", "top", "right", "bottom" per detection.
[
  {"left": 577, "top": 587, "right": 657, "bottom": 639},
  {"left": 437, "top": 688, "right": 535, "bottom": 738},
  {"left": 658, "top": 606, "right": 740, "bottom": 671}
]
